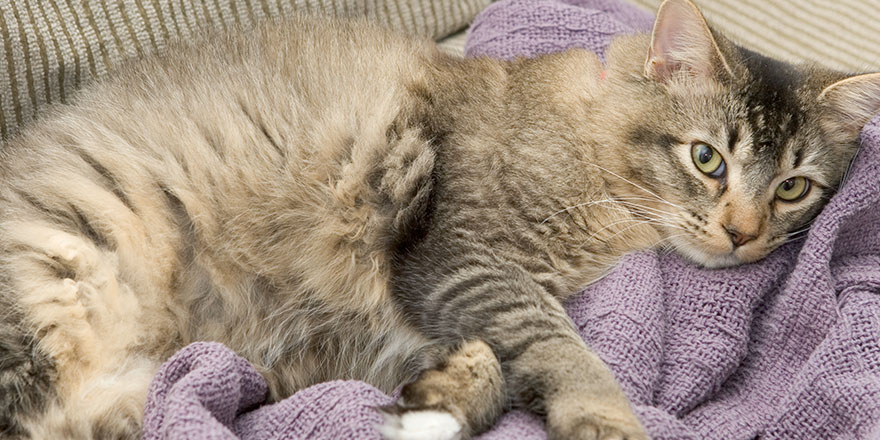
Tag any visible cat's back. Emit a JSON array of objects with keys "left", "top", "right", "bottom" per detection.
[
  {"left": 2, "top": 14, "right": 435, "bottom": 167},
  {"left": 0, "top": 14, "right": 441, "bottom": 271}
]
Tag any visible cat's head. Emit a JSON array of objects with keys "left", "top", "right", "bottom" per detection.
[{"left": 598, "top": 0, "right": 880, "bottom": 268}]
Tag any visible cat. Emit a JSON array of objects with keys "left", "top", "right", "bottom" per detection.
[{"left": 1, "top": 0, "right": 879, "bottom": 438}]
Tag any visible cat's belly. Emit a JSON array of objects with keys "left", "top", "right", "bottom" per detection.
[
  {"left": 249, "top": 306, "right": 430, "bottom": 399},
  {"left": 177, "top": 273, "right": 431, "bottom": 398}
]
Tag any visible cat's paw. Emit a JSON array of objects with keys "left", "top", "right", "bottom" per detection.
[
  {"left": 378, "top": 407, "right": 462, "bottom": 440},
  {"left": 548, "top": 399, "right": 648, "bottom": 440}
]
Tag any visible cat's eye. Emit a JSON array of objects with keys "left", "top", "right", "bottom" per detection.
[
  {"left": 775, "top": 177, "right": 810, "bottom": 202},
  {"left": 691, "top": 143, "right": 725, "bottom": 178}
]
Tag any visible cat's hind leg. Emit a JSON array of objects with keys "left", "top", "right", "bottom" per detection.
[
  {"left": 1, "top": 222, "right": 161, "bottom": 438},
  {"left": 380, "top": 340, "right": 506, "bottom": 440}
]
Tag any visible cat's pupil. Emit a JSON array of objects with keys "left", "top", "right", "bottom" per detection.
[
  {"left": 782, "top": 179, "right": 795, "bottom": 190},
  {"left": 698, "top": 146, "right": 713, "bottom": 164}
]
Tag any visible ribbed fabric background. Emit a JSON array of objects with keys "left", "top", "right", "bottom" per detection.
[
  {"left": 0, "top": 0, "right": 490, "bottom": 139},
  {"left": 627, "top": 0, "right": 880, "bottom": 72}
]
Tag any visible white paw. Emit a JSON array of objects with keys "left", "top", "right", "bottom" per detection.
[{"left": 379, "top": 409, "right": 462, "bottom": 440}]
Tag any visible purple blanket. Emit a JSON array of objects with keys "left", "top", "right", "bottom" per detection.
[{"left": 143, "top": 1, "right": 880, "bottom": 438}]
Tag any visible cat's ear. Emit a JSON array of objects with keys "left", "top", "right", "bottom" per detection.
[
  {"left": 645, "top": 0, "right": 733, "bottom": 83},
  {"left": 818, "top": 73, "right": 880, "bottom": 141}
]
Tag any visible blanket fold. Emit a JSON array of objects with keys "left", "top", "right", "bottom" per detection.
[
  {"left": 143, "top": 1, "right": 880, "bottom": 438},
  {"left": 144, "top": 343, "right": 394, "bottom": 439}
]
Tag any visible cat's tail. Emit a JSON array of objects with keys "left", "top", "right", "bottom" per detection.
[
  {"left": 0, "top": 221, "right": 160, "bottom": 439},
  {"left": 0, "top": 285, "right": 154, "bottom": 440},
  {"left": 0, "top": 307, "right": 56, "bottom": 438}
]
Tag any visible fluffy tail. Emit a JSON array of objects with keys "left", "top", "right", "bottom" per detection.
[{"left": 0, "top": 309, "right": 56, "bottom": 438}]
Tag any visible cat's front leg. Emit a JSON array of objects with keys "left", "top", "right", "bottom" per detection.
[
  {"left": 387, "top": 263, "right": 646, "bottom": 440},
  {"left": 380, "top": 335, "right": 645, "bottom": 440},
  {"left": 513, "top": 336, "right": 647, "bottom": 440},
  {"left": 484, "top": 301, "right": 646, "bottom": 440}
]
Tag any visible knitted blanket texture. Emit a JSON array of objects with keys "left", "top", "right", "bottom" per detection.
[{"left": 142, "top": 1, "right": 880, "bottom": 438}]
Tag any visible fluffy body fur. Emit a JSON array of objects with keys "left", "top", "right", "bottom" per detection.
[{"left": 1, "top": 1, "right": 879, "bottom": 438}]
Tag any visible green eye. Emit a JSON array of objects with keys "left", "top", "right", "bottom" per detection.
[
  {"left": 776, "top": 177, "right": 810, "bottom": 201},
  {"left": 691, "top": 143, "right": 725, "bottom": 177}
]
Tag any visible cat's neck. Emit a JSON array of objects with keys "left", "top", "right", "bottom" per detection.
[{"left": 418, "top": 47, "right": 665, "bottom": 295}]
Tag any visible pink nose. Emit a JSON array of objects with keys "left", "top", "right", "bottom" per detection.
[{"left": 725, "top": 226, "right": 756, "bottom": 247}]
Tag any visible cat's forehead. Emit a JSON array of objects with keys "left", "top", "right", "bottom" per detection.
[
  {"left": 735, "top": 48, "right": 809, "bottom": 146},
  {"left": 716, "top": 48, "right": 829, "bottom": 170}
]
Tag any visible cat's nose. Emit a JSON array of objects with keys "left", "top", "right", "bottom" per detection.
[{"left": 725, "top": 226, "right": 757, "bottom": 247}]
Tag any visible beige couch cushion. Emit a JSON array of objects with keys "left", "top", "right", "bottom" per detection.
[{"left": 628, "top": 0, "right": 880, "bottom": 72}]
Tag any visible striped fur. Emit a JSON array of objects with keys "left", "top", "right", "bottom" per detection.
[
  {"left": 0, "top": 1, "right": 878, "bottom": 438},
  {"left": 0, "top": 0, "right": 489, "bottom": 140}
]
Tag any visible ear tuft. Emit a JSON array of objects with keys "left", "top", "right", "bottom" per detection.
[
  {"left": 818, "top": 73, "right": 880, "bottom": 140},
  {"left": 645, "top": 0, "right": 732, "bottom": 83}
]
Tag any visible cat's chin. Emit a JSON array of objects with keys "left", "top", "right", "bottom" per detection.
[{"left": 667, "top": 241, "right": 752, "bottom": 269}]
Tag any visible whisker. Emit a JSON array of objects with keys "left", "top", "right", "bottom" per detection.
[
  {"left": 654, "top": 232, "right": 690, "bottom": 254},
  {"left": 599, "top": 220, "right": 691, "bottom": 248},
  {"left": 613, "top": 197, "right": 699, "bottom": 222},
  {"left": 781, "top": 220, "right": 818, "bottom": 244},
  {"left": 540, "top": 198, "right": 630, "bottom": 224},
  {"left": 608, "top": 204, "right": 683, "bottom": 228},
  {"left": 583, "top": 216, "right": 687, "bottom": 246},
  {"left": 582, "top": 218, "right": 652, "bottom": 244},
  {"left": 574, "top": 158, "right": 686, "bottom": 211},
  {"left": 786, "top": 230, "right": 810, "bottom": 239},
  {"left": 613, "top": 200, "right": 676, "bottom": 219}
]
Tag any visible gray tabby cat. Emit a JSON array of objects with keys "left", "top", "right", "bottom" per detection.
[{"left": 1, "top": 0, "right": 878, "bottom": 438}]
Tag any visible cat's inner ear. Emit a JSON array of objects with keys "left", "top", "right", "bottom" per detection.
[
  {"left": 645, "top": 0, "right": 733, "bottom": 83},
  {"left": 818, "top": 72, "right": 880, "bottom": 141}
]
